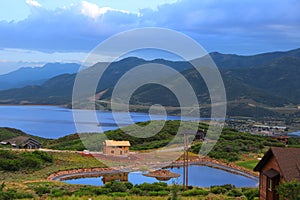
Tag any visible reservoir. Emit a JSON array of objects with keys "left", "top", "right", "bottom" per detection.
[
  {"left": 0, "top": 105, "right": 190, "bottom": 138},
  {"left": 62, "top": 165, "right": 258, "bottom": 187}
]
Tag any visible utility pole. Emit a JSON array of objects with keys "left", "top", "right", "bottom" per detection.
[
  {"left": 182, "top": 133, "right": 189, "bottom": 191},
  {"left": 183, "top": 134, "right": 186, "bottom": 190}
]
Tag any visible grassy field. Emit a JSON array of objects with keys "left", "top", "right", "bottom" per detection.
[
  {"left": 1, "top": 180, "right": 258, "bottom": 200},
  {"left": 0, "top": 145, "right": 261, "bottom": 199},
  {"left": 236, "top": 160, "right": 259, "bottom": 170},
  {"left": 0, "top": 151, "right": 106, "bottom": 182}
]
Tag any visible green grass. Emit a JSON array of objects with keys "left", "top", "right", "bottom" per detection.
[
  {"left": 0, "top": 127, "right": 50, "bottom": 144},
  {"left": 2, "top": 181, "right": 259, "bottom": 200},
  {"left": 0, "top": 151, "right": 106, "bottom": 182},
  {"left": 236, "top": 160, "right": 259, "bottom": 170}
]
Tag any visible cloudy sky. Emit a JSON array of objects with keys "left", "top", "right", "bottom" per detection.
[{"left": 0, "top": 0, "right": 299, "bottom": 73}]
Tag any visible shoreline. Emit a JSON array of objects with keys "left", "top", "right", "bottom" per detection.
[
  {"left": 47, "top": 157, "right": 259, "bottom": 183},
  {"left": 0, "top": 104, "right": 67, "bottom": 107},
  {"left": 0, "top": 104, "right": 299, "bottom": 137}
]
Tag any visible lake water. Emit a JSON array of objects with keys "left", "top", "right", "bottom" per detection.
[
  {"left": 62, "top": 165, "right": 258, "bottom": 187},
  {"left": 289, "top": 130, "right": 300, "bottom": 137},
  {"left": 0, "top": 105, "right": 190, "bottom": 139},
  {"left": 0, "top": 105, "right": 298, "bottom": 139}
]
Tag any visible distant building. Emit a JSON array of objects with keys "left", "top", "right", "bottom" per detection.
[
  {"left": 254, "top": 147, "right": 300, "bottom": 200},
  {"left": 102, "top": 140, "right": 130, "bottom": 156},
  {"left": 1, "top": 136, "right": 41, "bottom": 149},
  {"left": 195, "top": 130, "right": 206, "bottom": 141},
  {"left": 270, "top": 135, "right": 289, "bottom": 145}
]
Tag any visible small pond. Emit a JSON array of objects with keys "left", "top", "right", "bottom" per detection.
[{"left": 62, "top": 165, "right": 258, "bottom": 188}]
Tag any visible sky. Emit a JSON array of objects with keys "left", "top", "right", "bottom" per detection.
[{"left": 0, "top": 0, "right": 299, "bottom": 73}]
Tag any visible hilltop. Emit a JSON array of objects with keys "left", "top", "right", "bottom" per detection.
[{"left": 0, "top": 48, "right": 299, "bottom": 118}]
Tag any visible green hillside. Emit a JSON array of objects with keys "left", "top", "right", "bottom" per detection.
[
  {"left": 0, "top": 49, "right": 299, "bottom": 118},
  {"left": 0, "top": 128, "right": 50, "bottom": 144}
]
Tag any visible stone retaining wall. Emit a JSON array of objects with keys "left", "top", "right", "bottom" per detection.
[
  {"left": 47, "top": 157, "right": 258, "bottom": 181},
  {"left": 47, "top": 167, "right": 115, "bottom": 181}
]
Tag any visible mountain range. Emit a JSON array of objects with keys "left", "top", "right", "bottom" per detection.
[
  {"left": 0, "top": 63, "right": 80, "bottom": 90},
  {"left": 0, "top": 48, "right": 299, "bottom": 118}
]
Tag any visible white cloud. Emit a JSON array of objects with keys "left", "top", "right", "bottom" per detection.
[
  {"left": 81, "top": 1, "right": 130, "bottom": 19},
  {"left": 0, "top": 0, "right": 299, "bottom": 55},
  {"left": 26, "top": 0, "right": 42, "bottom": 7}
]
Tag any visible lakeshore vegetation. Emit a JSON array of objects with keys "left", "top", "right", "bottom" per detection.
[{"left": 0, "top": 121, "right": 299, "bottom": 199}]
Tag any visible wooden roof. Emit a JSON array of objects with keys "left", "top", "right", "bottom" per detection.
[
  {"left": 254, "top": 147, "right": 300, "bottom": 181},
  {"left": 2, "top": 136, "right": 40, "bottom": 146},
  {"left": 104, "top": 140, "right": 130, "bottom": 147}
]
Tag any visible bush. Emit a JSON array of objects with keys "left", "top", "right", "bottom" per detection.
[
  {"left": 124, "top": 182, "right": 133, "bottom": 189},
  {"left": 0, "top": 159, "right": 21, "bottom": 171},
  {"left": 22, "top": 155, "right": 42, "bottom": 169},
  {"left": 148, "top": 191, "right": 169, "bottom": 196},
  {"left": 0, "top": 189, "right": 34, "bottom": 200},
  {"left": 130, "top": 187, "right": 142, "bottom": 195},
  {"left": 242, "top": 188, "right": 259, "bottom": 200},
  {"left": 112, "top": 192, "right": 128, "bottom": 197},
  {"left": 192, "top": 129, "right": 285, "bottom": 162},
  {"left": 276, "top": 180, "right": 300, "bottom": 200},
  {"left": 0, "top": 150, "right": 53, "bottom": 171},
  {"left": 169, "top": 184, "right": 180, "bottom": 200},
  {"left": 98, "top": 188, "right": 110, "bottom": 195},
  {"left": 74, "top": 186, "right": 100, "bottom": 196},
  {"left": 227, "top": 188, "right": 243, "bottom": 197},
  {"left": 104, "top": 181, "right": 127, "bottom": 193},
  {"left": 32, "top": 151, "right": 53, "bottom": 163},
  {"left": 138, "top": 182, "right": 168, "bottom": 192},
  {"left": 210, "top": 186, "right": 227, "bottom": 194},
  {"left": 34, "top": 186, "right": 51, "bottom": 197},
  {"left": 222, "top": 184, "right": 235, "bottom": 190},
  {"left": 181, "top": 189, "right": 209, "bottom": 196}
]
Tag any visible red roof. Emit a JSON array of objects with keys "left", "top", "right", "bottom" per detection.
[{"left": 254, "top": 147, "right": 300, "bottom": 181}]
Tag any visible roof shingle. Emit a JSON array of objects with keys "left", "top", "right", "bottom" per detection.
[{"left": 254, "top": 147, "right": 300, "bottom": 182}]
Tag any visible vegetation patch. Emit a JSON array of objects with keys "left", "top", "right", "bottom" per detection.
[
  {"left": 236, "top": 160, "right": 260, "bottom": 170},
  {"left": 191, "top": 128, "right": 285, "bottom": 162},
  {"left": 0, "top": 150, "right": 53, "bottom": 172}
]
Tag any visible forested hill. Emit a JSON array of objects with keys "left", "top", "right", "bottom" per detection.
[{"left": 0, "top": 48, "right": 299, "bottom": 118}]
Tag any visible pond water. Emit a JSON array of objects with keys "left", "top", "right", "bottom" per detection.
[
  {"left": 0, "top": 105, "right": 192, "bottom": 138},
  {"left": 62, "top": 165, "right": 258, "bottom": 188}
]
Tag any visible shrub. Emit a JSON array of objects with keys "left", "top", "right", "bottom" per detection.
[
  {"left": 112, "top": 192, "right": 128, "bottom": 197},
  {"left": 130, "top": 187, "right": 142, "bottom": 195},
  {"left": 227, "top": 188, "right": 243, "bottom": 197},
  {"left": 222, "top": 184, "right": 235, "bottom": 190},
  {"left": 181, "top": 189, "right": 209, "bottom": 196},
  {"left": 73, "top": 186, "right": 99, "bottom": 196},
  {"left": 138, "top": 182, "right": 167, "bottom": 192},
  {"left": 98, "top": 188, "right": 110, "bottom": 195},
  {"left": 0, "top": 150, "right": 53, "bottom": 171},
  {"left": 32, "top": 151, "right": 53, "bottom": 163},
  {"left": 124, "top": 182, "right": 133, "bottom": 189},
  {"left": 210, "top": 186, "right": 227, "bottom": 194},
  {"left": 276, "top": 180, "right": 300, "bottom": 200},
  {"left": 242, "top": 188, "right": 259, "bottom": 200},
  {"left": 148, "top": 191, "right": 169, "bottom": 196},
  {"left": 22, "top": 155, "right": 42, "bottom": 169},
  {"left": 104, "top": 181, "right": 127, "bottom": 193},
  {"left": 169, "top": 184, "right": 179, "bottom": 200},
  {"left": 34, "top": 186, "right": 51, "bottom": 197}
]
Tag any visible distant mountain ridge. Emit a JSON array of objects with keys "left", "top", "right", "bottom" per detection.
[
  {"left": 0, "top": 48, "right": 299, "bottom": 118},
  {"left": 0, "top": 63, "right": 81, "bottom": 90},
  {"left": 209, "top": 48, "right": 300, "bottom": 68}
]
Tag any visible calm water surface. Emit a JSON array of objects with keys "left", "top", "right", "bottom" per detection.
[
  {"left": 0, "top": 105, "right": 192, "bottom": 138},
  {"left": 1, "top": 105, "right": 298, "bottom": 138},
  {"left": 63, "top": 165, "right": 258, "bottom": 187}
]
